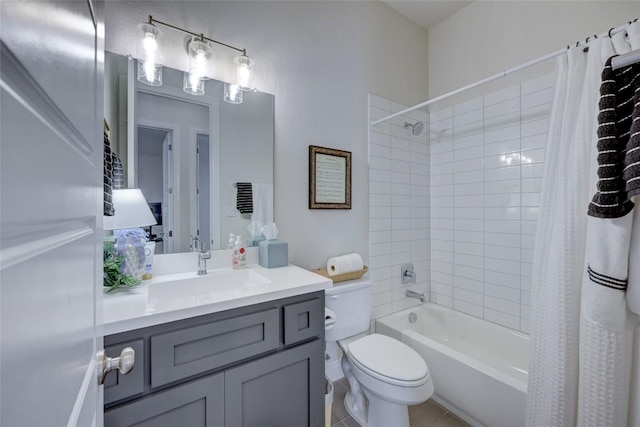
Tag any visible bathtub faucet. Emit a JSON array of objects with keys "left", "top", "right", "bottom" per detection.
[{"left": 406, "top": 289, "right": 425, "bottom": 303}]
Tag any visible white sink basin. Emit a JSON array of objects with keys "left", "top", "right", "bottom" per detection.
[{"left": 147, "top": 268, "right": 272, "bottom": 307}]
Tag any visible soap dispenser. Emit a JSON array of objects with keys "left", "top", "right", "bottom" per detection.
[
  {"left": 232, "top": 235, "right": 246, "bottom": 268},
  {"left": 227, "top": 233, "right": 235, "bottom": 249}
]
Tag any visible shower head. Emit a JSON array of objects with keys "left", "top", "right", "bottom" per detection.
[{"left": 403, "top": 121, "right": 424, "bottom": 136}]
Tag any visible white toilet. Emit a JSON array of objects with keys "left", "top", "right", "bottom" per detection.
[{"left": 325, "top": 279, "right": 434, "bottom": 427}]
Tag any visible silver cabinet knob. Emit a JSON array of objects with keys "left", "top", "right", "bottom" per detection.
[{"left": 97, "top": 347, "right": 135, "bottom": 385}]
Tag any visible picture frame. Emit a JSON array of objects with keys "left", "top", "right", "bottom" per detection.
[{"left": 309, "top": 145, "right": 352, "bottom": 209}]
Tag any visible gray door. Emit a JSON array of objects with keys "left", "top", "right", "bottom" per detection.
[{"left": 0, "top": 1, "right": 103, "bottom": 425}]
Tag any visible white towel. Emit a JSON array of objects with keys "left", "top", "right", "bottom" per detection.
[
  {"left": 246, "top": 183, "right": 273, "bottom": 237},
  {"left": 579, "top": 215, "right": 637, "bottom": 427}
]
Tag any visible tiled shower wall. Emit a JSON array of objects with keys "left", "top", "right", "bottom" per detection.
[
  {"left": 368, "top": 73, "right": 554, "bottom": 333},
  {"left": 368, "top": 95, "right": 430, "bottom": 320},
  {"left": 428, "top": 73, "right": 554, "bottom": 333}
]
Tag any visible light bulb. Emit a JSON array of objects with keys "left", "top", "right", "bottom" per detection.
[
  {"left": 183, "top": 72, "right": 205, "bottom": 96},
  {"left": 237, "top": 64, "right": 250, "bottom": 88},
  {"left": 224, "top": 83, "right": 242, "bottom": 104},
  {"left": 188, "top": 38, "right": 212, "bottom": 81},
  {"left": 144, "top": 60, "right": 156, "bottom": 81},
  {"left": 142, "top": 32, "right": 157, "bottom": 53},
  {"left": 228, "top": 84, "right": 240, "bottom": 101},
  {"left": 234, "top": 55, "right": 254, "bottom": 91},
  {"left": 194, "top": 49, "right": 207, "bottom": 78},
  {"left": 189, "top": 73, "right": 200, "bottom": 89}
]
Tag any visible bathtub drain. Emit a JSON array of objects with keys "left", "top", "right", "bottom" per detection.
[{"left": 409, "top": 312, "right": 417, "bottom": 323}]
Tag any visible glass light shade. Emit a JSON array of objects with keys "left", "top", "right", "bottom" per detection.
[
  {"left": 188, "top": 37, "right": 213, "bottom": 80},
  {"left": 136, "top": 23, "right": 164, "bottom": 63},
  {"left": 137, "top": 60, "right": 163, "bottom": 86},
  {"left": 104, "top": 189, "right": 157, "bottom": 230},
  {"left": 234, "top": 55, "right": 255, "bottom": 91},
  {"left": 183, "top": 72, "right": 205, "bottom": 96},
  {"left": 224, "top": 83, "right": 243, "bottom": 104},
  {"left": 136, "top": 23, "right": 164, "bottom": 86}
]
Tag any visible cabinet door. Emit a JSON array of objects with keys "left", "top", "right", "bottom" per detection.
[
  {"left": 105, "top": 373, "right": 224, "bottom": 427},
  {"left": 225, "top": 339, "right": 324, "bottom": 427}
]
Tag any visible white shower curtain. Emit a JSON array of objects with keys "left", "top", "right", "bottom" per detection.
[{"left": 527, "top": 23, "right": 640, "bottom": 427}]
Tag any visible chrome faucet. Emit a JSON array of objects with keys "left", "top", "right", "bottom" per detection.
[
  {"left": 197, "top": 250, "right": 211, "bottom": 275},
  {"left": 191, "top": 236, "right": 202, "bottom": 252},
  {"left": 406, "top": 289, "right": 425, "bottom": 303}
]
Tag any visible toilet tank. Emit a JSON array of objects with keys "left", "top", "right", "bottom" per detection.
[{"left": 325, "top": 279, "right": 372, "bottom": 342}]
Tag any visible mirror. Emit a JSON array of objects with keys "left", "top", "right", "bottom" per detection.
[{"left": 104, "top": 52, "right": 274, "bottom": 253}]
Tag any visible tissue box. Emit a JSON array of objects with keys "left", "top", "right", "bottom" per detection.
[{"left": 259, "top": 240, "right": 288, "bottom": 268}]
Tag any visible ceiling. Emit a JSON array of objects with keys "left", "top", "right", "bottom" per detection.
[{"left": 382, "top": 0, "right": 472, "bottom": 30}]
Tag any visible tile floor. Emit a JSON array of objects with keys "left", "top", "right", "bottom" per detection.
[{"left": 330, "top": 378, "right": 470, "bottom": 427}]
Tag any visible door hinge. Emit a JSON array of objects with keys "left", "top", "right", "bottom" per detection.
[
  {"left": 168, "top": 188, "right": 173, "bottom": 194},
  {"left": 168, "top": 230, "right": 173, "bottom": 237},
  {"left": 168, "top": 144, "right": 172, "bottom": 151}
]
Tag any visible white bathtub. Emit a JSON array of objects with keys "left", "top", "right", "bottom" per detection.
[{"left": 376, "top": 303, "right": 529, "bottom": 427}]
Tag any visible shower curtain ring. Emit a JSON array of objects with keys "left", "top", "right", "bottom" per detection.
[{"left": 609, "top": 27, "right": 615, "bottom": 37}]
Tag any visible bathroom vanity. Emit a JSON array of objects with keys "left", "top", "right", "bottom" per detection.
[{"left": 102, "top": 262, "right": 331, "bottom": 427}]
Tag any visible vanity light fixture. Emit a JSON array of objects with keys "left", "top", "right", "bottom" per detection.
[
  {"left": 137, "top": 15, "right": 255, "bottom": 102},
  {"left": 235, "top": 54, "right": 255, "bottom": 91},
  {"left": 223, "top": 83, "right": 243, "bottom": 104},
  {"left": 183, "top": 72, "right": 206, "bottom": 96},
  {"left": 136, "top": 22, "right": 164, "bottom": 86}
]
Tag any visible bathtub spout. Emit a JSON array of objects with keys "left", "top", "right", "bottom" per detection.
[{"left": 406, "top": 290, "right": 425, "bottom": 303}]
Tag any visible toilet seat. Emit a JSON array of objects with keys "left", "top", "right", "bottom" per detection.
[{"left": 347, "top": 334, "right": 430, "bottom": 387}]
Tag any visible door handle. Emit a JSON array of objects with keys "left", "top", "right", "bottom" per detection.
[{"left": 97, "top": 347, "right": 135, "bottom": 385}]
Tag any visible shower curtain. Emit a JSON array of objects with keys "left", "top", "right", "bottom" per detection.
[{"left": 527, "top": 22, "right": 640, "bottom": 427}]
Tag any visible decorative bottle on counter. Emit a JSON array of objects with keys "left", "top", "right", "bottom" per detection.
[{"left": 232, "top": 235, "right": 246, "bottom": 268}]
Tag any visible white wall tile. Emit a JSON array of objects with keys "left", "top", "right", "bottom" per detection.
[
  {"left": 484, "top": 84, "right": 519, "bottom": 106},
  {"left": 453, "top": 133, "right": 483, "bottom": 151},
  {"left": 521, "top": 87, "right": 553, "bottom": 110},
  {"left": 484, "top": 98, "right": 520, "bottom": 119},
  {"left": 372, "top": 74, "right": 550, "bottom": 333},
  {"left": 454, "top": 97, "right": 483, "bottom": 115},
  {"left": 455, "top": 299, "right": 483, "bottom": 317},
  {"left": 521, "top": 73, "right": 554, "bottom": 95},
  {"left": 484, "top": 307, "right": 520, "bottom": 330}
]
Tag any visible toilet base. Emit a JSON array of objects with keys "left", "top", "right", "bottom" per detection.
[
  {"left": 344, "top": 388, "right": 412, "bottom": 427},
  {"left": 363, "top": 390, "right": 410, "bottom": 427},
  {"left": 344, "top": 392, "right": 367, "bottom": 426}
]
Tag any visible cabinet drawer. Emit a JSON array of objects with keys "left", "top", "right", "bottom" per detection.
[
  {"left": 283, "top": 297, "right": 322, "bottom": 346},
  {"left": 150, "top": 308, "right": 279, "bottom": 387},
  {"left": 104, "top": 339, "right": 144, "bottom": 405}
]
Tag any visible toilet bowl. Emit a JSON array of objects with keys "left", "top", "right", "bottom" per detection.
[{"left": 325, "top": 280, "right": 434, "bottom": 427}]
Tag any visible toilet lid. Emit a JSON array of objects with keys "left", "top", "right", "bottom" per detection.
[{"left": 348, "top": 334, "right": 428, "bottom": 382}]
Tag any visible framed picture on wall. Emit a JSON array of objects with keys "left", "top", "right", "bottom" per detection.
[{"left": 309, "top": 145, "right": 352, "bottom": 209}]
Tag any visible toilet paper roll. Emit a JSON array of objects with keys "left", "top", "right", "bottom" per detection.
[
  {"left": 325, "top": 308, "right": 336, "bottom": 330},
  {"left": 326, "top": 253, "right": 364, "bottom": 276}
]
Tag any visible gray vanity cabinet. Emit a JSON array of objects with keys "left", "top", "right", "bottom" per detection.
[{"left": 104, "top": 291, "right": 324, "bottom": 427}]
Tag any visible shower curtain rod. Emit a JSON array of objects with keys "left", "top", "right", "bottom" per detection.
[
  {"left": 612, "top": 48, "right": 640, "bottom": 70},
  {"left": 371, "top": 20, "right": 634, "bottom": 126}
]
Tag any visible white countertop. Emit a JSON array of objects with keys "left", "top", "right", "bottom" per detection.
[{"left": 103, "top": 264, "right": 332, "bottom": 335}]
